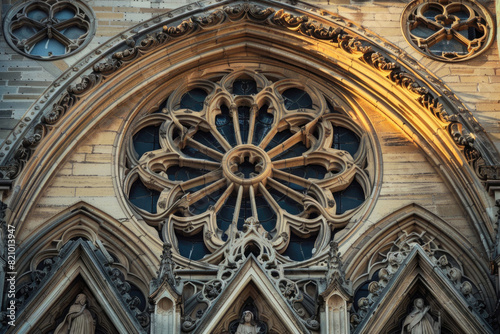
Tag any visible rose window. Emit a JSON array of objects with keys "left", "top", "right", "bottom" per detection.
[
  {"left": 401, "top": 0, "right": 494, "bottom": 62},
  {"left": 3, "top": 0, "right": 95, "bottom": 60},
  {"left": 124, "top": 71, "right": 373, "bottom": 263}
]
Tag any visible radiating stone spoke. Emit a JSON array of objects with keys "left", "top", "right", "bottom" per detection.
[{"left": 186, "top": 137, "right": 224, "bottom": 161}]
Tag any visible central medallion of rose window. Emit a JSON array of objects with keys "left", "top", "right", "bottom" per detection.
[
  {"left": 223, "top": 145, "right": 272, "bottom": 191},
  {"left": 125, "top": 70, "right": 373, "bottom": 263}
]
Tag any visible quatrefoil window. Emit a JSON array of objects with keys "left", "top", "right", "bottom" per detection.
[
  {"left": 124, "top": 71, "right": 374, "bottom": 263},
  {"left": 401, "top": 0, "right": 494, "bottom": 62},
  {"left": 3, "top": 0, "right": 95, "bottom": 60}
]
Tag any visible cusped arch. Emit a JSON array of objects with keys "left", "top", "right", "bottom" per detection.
[
  {"left": 344, "top": 204, "right": 495, "bottom": 311},
  {"left": 16, "top": 202, "right": 158, "bottom": 287}
]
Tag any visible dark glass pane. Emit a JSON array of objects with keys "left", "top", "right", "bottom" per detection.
[
  {"left": 422, "top": 9, "right": 441, "bottom": 20},
  {"left": 238, "top": 106, "right": 251, "bottom": 144},
  {"left": 238, "top": 157, "right": 256, "bottom": 178},
  {"left": 31, "top": 38, "right": 66, "bottom": 56},
  {"left": 166, "top": 166, "right": 209, "bottom": 182},
  {"left": 279, "top": 165, "right": 328, "bottom": 182},
  {"left": 269, "top": 188, "right": 303, "bottom": 215},
  {"left": 189, "top": 186, "right": 225, "bottom": 215},
  {"left": 180, "top": 88, "right": 207, "bottom": 111},
  {"left": 54, "top": 8, "right": 75, "bottom": 20},
  {"left": 12, "top": 26, "right": 38, "bottom": 40},
  {"left": 192, "top": 130, "right": 224, "bottom": 152},
  {"left": 411, "top": 26, "right": 436, "bottom": 38},
  {"left": 133, "top": 125, "right": 161, "bottom": 157},
  {"left": 256, "top": 195, "right": 276, "bottom": 231},
  {"left": 282, "top": 88, "right": 312, "bottom": 110},
  {"left": 217, "top": 195, "right": 236, "bottom": 233},
  {"left": 272, "top": 142, "right": 308, "bottom": 161},
  {"left": 176, "top": 231, "right": 210, "bottom": 261},
  {"left": 252, "top": 105, "right": 273, "bottom": 145},
  {"left": 333, "top": 179, "right": 364, "bottom": 214},
  {"left": 274, "top": 177, "right": 307, "bottom": 193},
  {"left": 129, "top": 179, "right": 160, "bottom": 213},
  {"left": 429, "top": 39, "right": 467, "bottom": 55},
  {"left": 215, "top": 104, "right": 237, "bottom": 146},
  {"left": 61, "top": 26, "right": 86, "bottom": 39},
  {"left": 27, "top": 8, "right": 48, "bottom": 21},
  {"left": 282, "top": 231, "right": 316, "bottom": 261},
  {"left": 332, "top": 126, "right": 360, "bottom": 156},
  {"left": 233, "top": 79, "right": 257, "bottom": 95},
  {"left": 453, "top": 10, "right": 469, "bottom": 21},
  {"left": 265, "top": 130, "right": 294, "bottom": 151}
]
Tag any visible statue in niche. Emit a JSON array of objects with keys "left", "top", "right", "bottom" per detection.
[
  {"left": 401, "top": 298, "right": 440, "bottom": 334},
  {"left": 54, "top": 293, "right": 95, "bottom": 334},
  {"left": 235, "top": 310, "right": 260, "bottom": 334}
]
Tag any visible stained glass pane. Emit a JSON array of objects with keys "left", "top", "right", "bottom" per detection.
[
  {"left": 180, "top": 88, "right": 207, "bottom": 111},
  {"left": 31, "top": 38, "right": 66, "bottom": 56},
  {"left": 238, "top": 106, "right": 251, "bottom": 144},
  {"left": 133, "top": 125, "right": 161, "bottom": 157},
  {"left": 252, "top": 105, "right": 273, "bottom": 145},
  {"left": 215, "top": 104, "right": 237, "bottom": 146},
  {"left": 233, "top": 79, "right": 257, "bottom": 95},
  {"left": 176, "top": 231, "right": 209, "bottom": 260},
  {"left": 282, "top": 88, "right": 312, "bottom": 110},
  {"left": 282, "top": 231, "right": 316, "bottom": 261},
  {"left": 333, "top": 179, "right": 364, "bottom": 214},
  {"left": 129, "top": 179, "right": 160, "bottom": 213},
  {"left": 332, "top": 126, "right": 360, "bottom": 156}
]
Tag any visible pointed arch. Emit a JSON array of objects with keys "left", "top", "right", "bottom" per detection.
[
  {"left": 344, "top": 204, "right": 495, "bottom": 312},
  {"left": 13, "top": 239, "right": 147, "bottom": 333},
  {"left": 16, "top": 202, "right": 157, "bottom": 288},
  {"left": 354, "top": 246, "right": 492, "bottom": 334}
]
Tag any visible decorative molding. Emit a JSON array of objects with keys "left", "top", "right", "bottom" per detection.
[{"left": 350, "top": 231, "right": 490, "bottom": 331}]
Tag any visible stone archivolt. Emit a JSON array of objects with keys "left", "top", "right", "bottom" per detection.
[{"left": 124, "top": 70, "right": 373, "bottom": 265}]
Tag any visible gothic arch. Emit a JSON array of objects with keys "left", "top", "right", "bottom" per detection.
[
  {"left": 3, "top": 0, "right": 496, "bottom": 257},
  {"left": 16, "top": 202, "right": 157, "bottom": 288},
  {"left": 344, "top": 204, "right": 495, "bottom": 313}
]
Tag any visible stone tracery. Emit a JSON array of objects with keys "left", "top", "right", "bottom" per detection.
[{"left": 124, "top": 70, "right": 373, "bottom": 264}]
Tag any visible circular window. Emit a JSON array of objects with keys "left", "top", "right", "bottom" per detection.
[
  {"left": 3, "top": 0, "right": 96, "bottom": 60},
  {"left": 401, "top": 0, "right": 495, "bottom": 62},
  {"left": 123, "top": 70, "right": 374, "bottom": 263}
]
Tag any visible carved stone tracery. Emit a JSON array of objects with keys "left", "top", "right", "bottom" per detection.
[{"left": 350, "top": 231, "right": 490, "bottom": 331}]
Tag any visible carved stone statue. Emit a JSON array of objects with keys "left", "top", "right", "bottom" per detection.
[
  {"left": 401, "top": 298, "right": 440, "bottom": 334},
  {"left": 235, "top": 310, "right": 259, "bottom": 334},
  {"left": 54, "top": 293, "right": 95, "bottom": 334}
]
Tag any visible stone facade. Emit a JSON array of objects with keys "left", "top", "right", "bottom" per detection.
[{"left": 0, "top": 0, "right": 499, "bottom": 333}]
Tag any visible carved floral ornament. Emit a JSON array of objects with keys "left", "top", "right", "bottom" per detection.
[
  {"left": 0, "top": 3, "right": 491, "bottom": 185},
  {"left": 401, "top": 0, "right": 495, "bottom": 62},
  {"left": 124, "top": 70, "right": 374, "bottom": 265},
  {"left": 3, "top": 0, "right": 95, "bottom": 60}
]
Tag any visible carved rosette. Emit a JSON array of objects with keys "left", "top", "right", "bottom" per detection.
[{"left": 124, "top": 70, "right": 373, "bottom": 265}]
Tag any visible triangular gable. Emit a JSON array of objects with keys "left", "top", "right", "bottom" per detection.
[
  {"left": 12, "top": 239, "right": 145, "bottom": 334},
  {"left": 355, "top": 246, "right": 492, "bottom": 334},
  {"left": 194, "top": 256, "right": 309, "bottom": 334}
]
